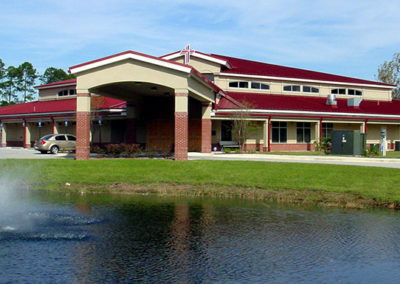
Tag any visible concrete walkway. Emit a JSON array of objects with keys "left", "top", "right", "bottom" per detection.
[
  {"left": 189, "top": 152, "right": 400, "bottom": 168},
  {"left": 1, "top": 148, "right": 400, "bottom": 168}
]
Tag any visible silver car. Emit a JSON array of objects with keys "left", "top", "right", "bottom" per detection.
[{"left": 34, "top": 134, "right": 76, "bottom": 154}]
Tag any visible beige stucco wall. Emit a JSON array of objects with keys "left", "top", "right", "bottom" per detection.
[
  {"left": 38, "top": 86, "right": 77, "bottom": 101},
  {"left": 212, "top": 120, "right": 221, "bottom": 144},
  {"left": 5, "top": 123, "right": 24, "bottom": 141},
  {"left": 171, "top": 56, "right": 221, "bottom": 73},
  {"left": 366, "top": 124, "right": 400, "bottom": 144},
  {"left": 76, "top": 59, "right": 214, "bottom": 103},
  {"left": 214, "top": 76, "right": 393, "bottom": 101}
]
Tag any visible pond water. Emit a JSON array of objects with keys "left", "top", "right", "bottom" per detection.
[{"left": 1, "top": 190, "right": 400, "bottom": 283}]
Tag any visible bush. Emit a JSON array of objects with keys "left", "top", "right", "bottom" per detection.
[
  {"left": 223, "top": 147, "right": 232, "bottom": 153},
  {"left": 365, "top": 144, "right": 380, "bottom": 157},
  {"left": 314, "top": 138, "right": 331, "bottom": 154},
  {"left": 105, "top": 144, "right": 123, "bottom": 156}
]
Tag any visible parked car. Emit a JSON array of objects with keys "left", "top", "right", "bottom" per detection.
[{"left": 34, "top": 134, "right": 76, "bottom": 154}]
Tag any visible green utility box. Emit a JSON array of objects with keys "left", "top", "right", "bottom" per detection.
[{"left": 331, "top": 130, "right": 366, "bottom": 155}]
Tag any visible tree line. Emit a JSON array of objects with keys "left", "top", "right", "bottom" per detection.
[{"left": 0, "top": 59, "right": 75, "bottom": 106}]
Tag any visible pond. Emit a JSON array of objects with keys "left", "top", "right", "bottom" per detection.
[{"left": 1, "top": 190, "right": 400, "bottom": 283}]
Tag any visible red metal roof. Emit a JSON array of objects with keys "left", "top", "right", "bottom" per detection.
[
  {"left": 35, "top": 79, "right": 77, "bottom": 89},
  {"left": 217, "top": 92, "right": 400, "bottom": 116},
  {"left": 211, "top": 54, "right": 394, "bottom": 87},
  {"left": 0, "top": 97, "right": 125, "bottom": 117}
]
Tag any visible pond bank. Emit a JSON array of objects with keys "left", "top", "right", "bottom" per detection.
[
  {"left": 48, "top": 182, "right": 398, "bottom": 210},
  {"left": 1, "top": 159, "right": 399, "bottom": 210}
]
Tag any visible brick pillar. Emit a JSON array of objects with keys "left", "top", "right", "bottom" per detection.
[
  {"left": 23, "top": 121, "right": 31, "bottom": 148},
  {"left": 174, "top": 91, "right": 188, "bottom": 161},
  {"left": 126, "top": 103, "right": 137, "bottom": 144},
  {"left": 0, "top": 122, "right": 5, "bottom": 147},
  {"left": 76, "top": 93, "right": 91, "bottom": 160},
  {"left": 201, "top": 103, "right": 212, "bottom": 153},
  {"left": 51, "top": 118, "right": 56, "bottom": 134}
]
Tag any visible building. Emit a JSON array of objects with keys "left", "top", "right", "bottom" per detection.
[{"left": 0, "top": 46, "right": 398, "bottom": 160}]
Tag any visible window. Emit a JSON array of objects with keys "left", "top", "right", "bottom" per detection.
[
  {"left": 251, "top": 82, "right": 270, "bottom": 90},
  {"left": 331, "top": 88, "right": 346, "bottom": 95},
  {"left": 272, "top": 122, "right": 287, "bottom": 143},
  {"left": 58, "top": 90, "right": 68, "bottom": 96},
  {"left": 283, "top": 85, "right": 301, "bottom": 92},
  {"left": 348, "top": 89, "right": 362, "bottom": 96},
  {"left": 58, "top": 89, "right": 76, "bottom": 97},
  {"left": 296, "top": 122, "right": 311, "bottom": 143},
  {"left": 229, "top": 81, "right": 248, "bottom": 88},
  {"left": 322, "top": 123, "right": 333, "bottom": 138},
  {"left": 55, "top": 135, "right": 66, "bottom": 141},
  {"left": 303, "top": 86, "right": 319, "bottom": 93},
  {"left": 67, "top": 135, "right": 76, "bottom": 141}
]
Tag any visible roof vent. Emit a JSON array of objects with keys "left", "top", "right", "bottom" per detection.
[
  {"left": 347, "top": 98, "right": 362, "bottom": 109},
  {"left": 326, "top": 94, "right": 337, "bottom": 108}
]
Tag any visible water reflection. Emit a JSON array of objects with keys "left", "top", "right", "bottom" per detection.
[{"left": 1, "top": 192, "right": 400, "bottom": 283}]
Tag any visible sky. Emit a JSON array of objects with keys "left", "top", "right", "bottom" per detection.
[{"left": 1, "top": 0, "right": 399, "bottom": 82}]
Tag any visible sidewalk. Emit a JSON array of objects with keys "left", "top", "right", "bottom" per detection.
[{"left": 188, "top": 152, "right": 400, "bottom": 168}]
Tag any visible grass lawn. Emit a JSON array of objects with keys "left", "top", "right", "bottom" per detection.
[
  {"left": 1, "top": 159, "right": 400, "bottom": 206},
  {"left": 257, "top": 151, "right": 400, "bottom": 158}
]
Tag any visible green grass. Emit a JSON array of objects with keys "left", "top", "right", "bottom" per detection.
[
  {"left": 1, "top": 159, "right": 400, "bottom": 204},
  {"left": 258, "top": 151, "right": 400, "bottom": 158}
]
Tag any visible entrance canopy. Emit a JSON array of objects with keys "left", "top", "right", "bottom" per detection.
[
  {"left": 69, "top": 50, "right": 220, "bottom": 160},
  {"left": 69, "top": 50, "right": 221, "bottom": 103}
]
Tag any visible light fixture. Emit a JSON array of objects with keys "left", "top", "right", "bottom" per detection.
[
  {"left": 64, "top": 119, "right": 68, "bottom": 127},
  {"left": 98, "top": 116, "right": 102, "bottom": 126},
  {"left": 22, "top": 120, "right": 26, "bottom": 127}
]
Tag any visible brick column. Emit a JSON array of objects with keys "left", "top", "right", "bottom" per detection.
[
  {"left": 174, "top": 91, "right": 188, "bottom": 161},
  {"left": 23, "top": 121, "right": 31, "bottom": 148},
  {"left": 76, "top": 93, "right": 91, "bottom": 160},
  {"left": 0, "top": 122, "right": 5, "bottom": 147},
  {"left": 51, "top": 118, "right": 56, "bottom": 134},
  {"left": 126, "top": 103, "right": 137, "bottom": 144},
  {"left": 201, "top": 102, "right": 212, "bottom": 153}
]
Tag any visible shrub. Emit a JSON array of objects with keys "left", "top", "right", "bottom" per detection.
[
  {"left": 365, "top": 144, "right": 380, "bottom": 157},
  {"left": 105, "top": 144, "right": 123, "bottom": 156},
  {"left": 223, "top": 147, "right": 232, "bottom": 153}
]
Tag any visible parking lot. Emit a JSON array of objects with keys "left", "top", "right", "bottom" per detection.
[{"left": 0, "top": 148, "right": 74, "bottom": 159}]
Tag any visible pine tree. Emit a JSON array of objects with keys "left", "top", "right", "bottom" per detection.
[
  {"left": 17, "top": 62, "right": 38, "bottom": 102},
  {"left": 3, "top": 66, "right": 19, "bottom": 104}
]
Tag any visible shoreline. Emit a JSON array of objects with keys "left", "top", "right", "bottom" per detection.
[{"left": 38, "top": 182, "right": 399, "bottom": 210}]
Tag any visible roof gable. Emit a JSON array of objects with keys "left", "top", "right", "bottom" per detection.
[{"left": 69, "top": 50, "right": 192, "bottom": 74}]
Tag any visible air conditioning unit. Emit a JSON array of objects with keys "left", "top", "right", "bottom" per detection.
[{"left": 326, "top": 94, "right": 337, "bottom": 106}]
